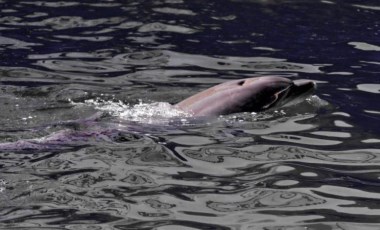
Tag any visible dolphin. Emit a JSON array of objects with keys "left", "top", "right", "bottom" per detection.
[
  {"left": 0, "top": 76, "right": 316, "bottom": 152},
  {"left": 176, "top": 76, "right": 316, "bottom": 116}
]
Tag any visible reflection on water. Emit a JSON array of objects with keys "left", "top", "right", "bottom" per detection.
[
  {"left": 1, "top": 0, "right": 380, "bottom": 229},
  {"left": 32, "top": 50, "right": 323, "bottom": 74}
]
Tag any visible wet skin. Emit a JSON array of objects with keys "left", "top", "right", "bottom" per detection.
[{"left": 176, "top": 76, "right": 316, "bottom": 116}]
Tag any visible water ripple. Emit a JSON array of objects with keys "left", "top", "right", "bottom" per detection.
[
  {"left": 138, "top": 23, "right": 198, "bottom": 34},
  {"left": 0, "top": 35, "right": 41, "bottom": 50},
  {"left": 207, "top": 189, "right": 326, "bottom": 212},
  {"left": 1, "top": 0, "right": 380, "bottom": 229}
]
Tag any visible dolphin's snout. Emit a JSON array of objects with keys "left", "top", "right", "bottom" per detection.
[
  {"left": 280, "top": 79, "right": 316, "bottom": 108},
  {"left": 293, "top": 80, "right": 316, "bottom": 99},
  {"left": 293, "top": 79, "right": 317, "bottom": 91}
]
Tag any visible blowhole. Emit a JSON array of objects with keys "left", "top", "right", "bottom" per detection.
[{"left": 237, "top": 80, "right": 245, "bottom": 86}]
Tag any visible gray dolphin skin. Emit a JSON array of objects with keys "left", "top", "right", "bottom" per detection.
[{"left": 175, "top": 76, "right": 316, "bottom": 116}]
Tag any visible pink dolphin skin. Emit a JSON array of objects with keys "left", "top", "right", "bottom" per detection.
[{"left": 175, "top": 76, "right": 316, "bottom": 116}]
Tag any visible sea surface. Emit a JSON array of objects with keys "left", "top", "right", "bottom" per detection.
[{"left": 0, "top": 0, "right": 380, "bottom": 229}]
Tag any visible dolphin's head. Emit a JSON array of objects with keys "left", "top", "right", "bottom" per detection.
[
  {"left": 236, "top": 76, "right": 316, "bottom": 112},
  {"left": 176, "top": 76, "right": 316, "bottom": 116}
]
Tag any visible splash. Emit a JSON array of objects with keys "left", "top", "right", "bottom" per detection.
[
  {"left": 82, "top": 99, "right": 192, "bottom": 124},
  {"left": 73, "top": 95, "right": 326, "bottom": 125}
]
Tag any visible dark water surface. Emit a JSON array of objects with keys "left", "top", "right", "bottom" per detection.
[{"left": 1, "top": 0, "right": 380, "bottom": 229}]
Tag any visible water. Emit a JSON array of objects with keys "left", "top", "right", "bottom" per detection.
[{"left": 0, "top": 0, "right": 380, "bottom": 229}]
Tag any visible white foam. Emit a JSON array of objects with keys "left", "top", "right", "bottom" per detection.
[{"left": 82, "top": 99, "right": 192, "bottom": 124}]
